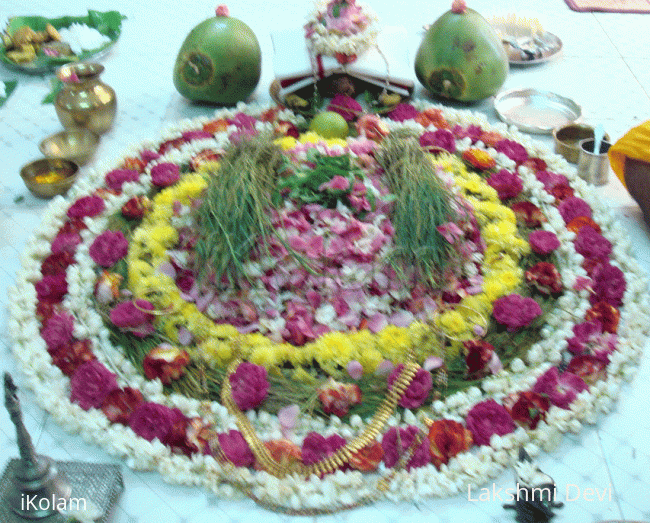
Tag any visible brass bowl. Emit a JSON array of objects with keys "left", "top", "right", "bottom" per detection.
[
  {"left": 20, "top": 158, "right": 79, "bottom": 198},
  {"left": 39, "top": 129, "right": 99, "bottom": 165},
  {"left": 553, "top": 124, "right": 609, "bottom": 164}
]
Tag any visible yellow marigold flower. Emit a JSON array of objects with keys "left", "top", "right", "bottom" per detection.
[
  {"left": 199, "top": 339, "right": 232, "bottom": 364},
  {"left": 173, "top": 174, "right": 207, "bottom": 200},
  {"left": 484, "top": 251, "right": 518, "bottom": 272},
  {"left": 377, "top": 325, "right": 411, "bottom": 361},
  {"left": 319, "top": 331, "right": 354, "bottom": 366},
  {"left": 248, "top": 345, "right": 280, "bottom": 368},
  {"left": 196, "top": 162, "right": 220, "bottom": 175},
  {"left": 483, "top": 278, "right": 507, "bottom": 302},
  {"left": 355, "top": 347, "right": 383, "bottom": 374},
  {"left": 127, "top": 259, "right": 154, "bottom": 284},
  {"left": 299, "top": 132, "right": 321, "bottom": 144},
  {"left": 275, "top": 135, "right": 298, "bottom": 151},
  {"left": 497, "top": 268, "right": 524, "bottom": 293},
  {"left": 324, "top": 137, "right": 348, "bottom": 149},
  {"left": 483, "top": 220, "right": 517, "bottom": 242},
  {"left": 461, "top": 295, "right": 492, "bottom": 317},
  {"left": 437, "top": 309, "right": 468, "bottom": 338}
]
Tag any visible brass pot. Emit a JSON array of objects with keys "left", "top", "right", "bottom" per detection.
[{"left": 55, "top": 62, "right": 116, "bottom": 135}]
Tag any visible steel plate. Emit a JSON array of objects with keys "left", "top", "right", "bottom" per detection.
[{"left": 493, "top": 88, "right": 582, "bottom": 134}]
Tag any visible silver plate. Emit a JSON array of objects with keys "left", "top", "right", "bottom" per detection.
[
  {"left": 506, "top": 31, "right": 563, "bottom": 66},
  {"left": 494, "top": 88, "right": 582, "bottom": 134}
]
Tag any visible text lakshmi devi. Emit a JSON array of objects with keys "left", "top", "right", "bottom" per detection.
[{"left": 467, "top": 483, "right": 613, "bottom": 503}]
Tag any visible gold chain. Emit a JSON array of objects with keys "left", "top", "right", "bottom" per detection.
[{"left": 221, "top": 347, "right": 420, "bottom": 479}]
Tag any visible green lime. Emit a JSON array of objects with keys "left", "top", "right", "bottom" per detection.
[{"left": 309, "top": 111, "right": 349, "bottom": 139}]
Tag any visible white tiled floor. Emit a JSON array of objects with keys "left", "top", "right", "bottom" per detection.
[{"left": 2, "top": 1, "right": 650, "bottom": 522}]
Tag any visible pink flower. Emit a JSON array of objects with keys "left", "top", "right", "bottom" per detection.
[
  {"left": 151, "top": 163, "right": 180, "bottom": 187},
  {"left": 67, "top": 195, "right": 105, "bottom": 219},
  {"left": 419, "top": 129, "right": 456, "bottom": 153},
  {"left": 387, "top": 103, "right": 418, "bottom": 122},
  {"left": 217, "top": 429, "right": 255, "bottom": 467},
  {"left": 228, "top": 112, "right": 258, "bottom": 129},
  {"left": 319, "top": 175, "right": 350, "bottom": 192},
  {"left": 105, "top": 169, "right": 140, "bottom": 192},
  {"left": 487, "top": 169, "right": 523, "bottom": 200},
  {"left": 109, "top": 299, "right": 155, "bottom": 337},
  {"left": 495, "top": 139, "right": 528, "bottom": 163},
  {"left": 70, "top": 360, "right": 119, "bottom": 410},
  {"left": 492, "top": 294, "right": 542, "bottom": 332},
  {"left": 41, "top": 312, "right": 75, "bottom": 352},
  {"left": 529, "top": 230, "right": 560, "bottom": 255},
  {"left": 51, "top": 232, "right": 82, "bottom": 254},
  {"left": 278, "top": 404, "right": 299, "bottom": 439},
  {"left": 89, "top": 230, "right": 129, "bottom": 267},
  {"left": 129, "top": 402, "right": 183, "bottom": 442},
  {"left": 558, "top": 196, "right": 593, "bottom": 224},
  {"left": 590, "top": 263, "right": 626, "bottom": 307},
  {"left": 382, "top": 425, "right": 430, "bottom": 470},
  {"left": 301, "top": 432, "right": 347, "bottom": 467},
  {"left": 347, "top": 360, "right": 364, "bottom": 380},
  {"left": 437, "top": 221, "right": 463, "bottom": 243},
  {"left": 532, "top": 366, "right": 587, "bottom": 409},
  {"left": 229, "top": 361, "right": 269, "bottom": 410},
  {"left": 182, "top": 130, "right": 212, "bottom": 141},
  {"left": 388, "top": 364, "right": 432, "bottom": 409},
  {"left": 327, "top": 94, "right": 362, "bottom": 121},
  {"left": 35, "top": 273, "right": 67, "bottom": 303},
  {"left": 465, "top": 399, "right": 514, "bottom": 445},
  {"left": 574, "top": 226, "right": 612, "bottom": 261}
]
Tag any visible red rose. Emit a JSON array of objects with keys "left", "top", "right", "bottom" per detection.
[
  {"left": 428, "top": 419, "right": 473, "bottom": 468},
  {"left": 50, "top": 339, "right": 96, "bottom": 376},
  {"left": 511, "top": 201, "right": 547, "bottom": 228},
  {"left": 525, "top": 262, "right": 562, "bottom": 295},
  {"left": 349, "top": 440, "right": 384, "bottom": 472},
  {"left": 70, "top": 360, "right": 119, "bottom": 410},
  {"left": 143, "top": 344, "right": 190, "bottom": 385},
  {"left": 121, "top": 196, "right": 150, "bottom": 219},
  {"left": 585, "top": 301, "right": 620, "bottom": 334},
  {"left": 317, "top": 378, "right": 362, "bottom": 417},
  {"left": 464, "top": 339, "right": 499, "bottom": 379},
  {"left": 255, "top": 439, "right": 302, "bottom": 471},
  {"left": 100, "top": 387, "right": 144, "bottom": 425},
  {"left": 503, "top": 391, "right": 550, "bottom": 429},
  {"left": 41, "top": 312, "right": 75, "bottom": 352},
  {"left": 35, "top": 273, "right": 67, "bottom": 303},
  {"left": 566, "top": 354, "right": 608, "bottom": 384}
]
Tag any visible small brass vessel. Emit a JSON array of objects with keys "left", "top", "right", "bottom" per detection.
[
  {"left": 39, "top": 128, "right": 99, "bottom": 165},
  {"left": 20, "top": 158, "right": 79, "bottom": 198},
  {"left": 553, "top": 124, "right": 609, "bottom": 164},
  {"left": 54, "top": 62, "right": 116, "bottom": 135}
]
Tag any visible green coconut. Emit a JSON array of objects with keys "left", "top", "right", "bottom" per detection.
[
  {"left": 415, "top": 0, "right": 508, "bottom": 103},
  {"left": 173, "top": 6, "right": 261, "bottom": 105}
]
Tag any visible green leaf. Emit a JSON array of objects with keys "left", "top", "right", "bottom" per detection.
[
  {"left": 0, "top": 80, "right": 17, "bottom": 107},
  {"left": 41, "top": 78, "right": 63, "bottom": 104}
]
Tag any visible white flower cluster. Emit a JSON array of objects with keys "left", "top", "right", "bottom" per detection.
[{"left": 6, "top": 101, "right": 650, "bottom": 511}]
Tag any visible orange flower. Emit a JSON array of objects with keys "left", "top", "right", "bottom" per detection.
[
  {"left": 202, "top": 119, "right": 229, "bottom": 134},
  {"left": 355, "top": 114, "right": 389, "bottom": 141},
  {"left": 121, "top": 195, "right": 151, "bottom": 220},
  {"left": 254, "top": 439, "right": 302, "bottom": 471},
  {"left": 478, "top": 130, "right": 504, "bottom": 148},
  {"left": 428, "top": 419, "right": 473, "bottom": 468},
  {"left": 122, "top": 156, "right": 147, "bottom": 173},
  {"left": 585, "top": 301, "right": 620, "bottom": 334},
  {"left": 95, "top": 270, "right": 123, "bottom": 304},
  {"left": 566, "top": 215, "right": 602, "bottom": 234},
  {"left": 462, "top": 148, "right": 496, "bottom": 170},
  {"left": 317, "top": 378, "right": 362, "bottom": 417},
  {"left": 415, "top": 108, "right": 450, "bottom": 129},
  {"left": 143, "top": 344, "right": 190, "bottom": 384},
  {"left": 349, "top": 440, "right": 383, "bottom": 472},
  {"left": 189, "top": 149, "right": 221, "bottom": 171}
]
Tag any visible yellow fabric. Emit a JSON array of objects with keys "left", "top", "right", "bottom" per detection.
[{"left": 608, "top": 120, "right": 650, "bottom": 188}]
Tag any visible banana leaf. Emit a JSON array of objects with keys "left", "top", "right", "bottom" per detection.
[
  {"left": 0, "top": 80, "right": 17, "bottom": 107},
  {"left": 1, "top": 10, "right": 126, "bottom": 74}
]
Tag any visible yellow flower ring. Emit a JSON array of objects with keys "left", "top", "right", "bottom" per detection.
[{"left": 125, "top": 137, "right": 525, "bottom": 375}]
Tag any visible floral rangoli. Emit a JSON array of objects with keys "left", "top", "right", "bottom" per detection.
[{"left": 8, "top": 99, "right": 650, "bottom": 513}]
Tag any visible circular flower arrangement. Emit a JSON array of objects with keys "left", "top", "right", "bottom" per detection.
[{"left": 8, "top": 99, "right": 650, "bottom": 513}]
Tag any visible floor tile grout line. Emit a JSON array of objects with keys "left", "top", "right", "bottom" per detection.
[{"left": 596, "top": 428, "right": 625, "bottom": 520}]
